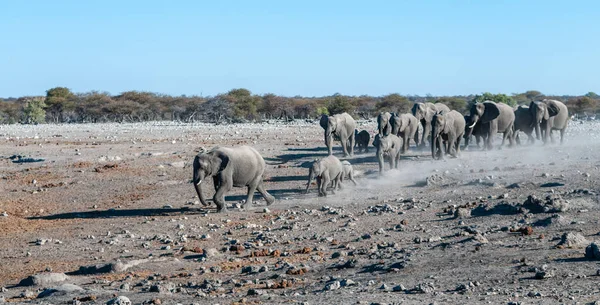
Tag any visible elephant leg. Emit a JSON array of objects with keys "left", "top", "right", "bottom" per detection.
[
  {"left": 349, "top": 133, "right": 355, "bottom": 156},
  {"left": 422, "top": 122, "right": 431, "bottom": 149},
  {"left": 340, "top": 136, "right": 349, "bottom": 157},
  {"left": 402, "top": 137, "right": 409, "bottom": 154},
  {"left": 455, "top": 134, "right": 462, "bottom": 157},
  {"left": 257, "top": 181, "right": 275, "bottom": 206},
  {"left": 323, "top": 173, "right": 333, "bottom": 195},
  {"left": 395, "top": 151, "right": 401, "bottom": 169},
  {"left": 316, "top": 176, "right": 323, "bottom": 196},
  {"left": 549, "top": 129, "right": 555, "bottom": 144},
  {"left": 349, "top": 170, "right": 358, "bottom": 186},
  {"left": 336, "top": 174, "right": 343, "bottom": 190},
  {"left": 244, "top": 180, "right": 259, "bottom": 210},
  {"left": 560, "top": 128, "right": 565, "bottom": 145},
  {"left": 515, "top": 132, "right": 521, "bottom": 146},
  {"left": 213, "top": 178, "right": 233, "bottom": 212}
]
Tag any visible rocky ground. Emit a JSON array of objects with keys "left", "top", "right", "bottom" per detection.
[{"left": 1, "top": 119, "right": 600, "bottom": 305}]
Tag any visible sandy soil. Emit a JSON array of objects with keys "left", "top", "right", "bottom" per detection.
[{"left": 1, "top": 119, "right": 599, "bottom": 305}]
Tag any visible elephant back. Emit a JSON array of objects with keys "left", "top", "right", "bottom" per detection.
[{"left": 495, "top": 103, "right": 516, "bottom": 133}]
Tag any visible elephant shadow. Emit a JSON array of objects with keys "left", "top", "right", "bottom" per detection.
[{"left": 28, "top": 207, "right": 211, "bottom": 220}]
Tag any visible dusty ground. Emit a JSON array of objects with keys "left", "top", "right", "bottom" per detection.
[{"left": 0, "top": 119, "right": 599, "bottom": 305}]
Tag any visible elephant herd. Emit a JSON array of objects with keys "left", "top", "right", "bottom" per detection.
[{"left": 192, "top": 99, "right": 569, "bottom": 212}]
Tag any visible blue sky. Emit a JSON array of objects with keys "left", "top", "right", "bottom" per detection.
[{"left": 1, "top": 1, "right": 599, "bottom": 97}]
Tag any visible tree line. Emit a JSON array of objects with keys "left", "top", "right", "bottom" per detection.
[{"left": 0, "top": 87, "right": 599, "bottom": 124}]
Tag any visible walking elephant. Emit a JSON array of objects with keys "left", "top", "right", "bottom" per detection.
[
  {"left": 513, "top": 105, "right": 535, "bottom": 145},
  {"left": 391, "top": 113, "right": 419, "bottom": 153},
  {"left": 341, "top": 160, "right": 358, "bottom": 186},
  {"left": 373, "top": 134, "right": 402, "bottom": 175},
  {"left": 412, "top": 102, "right": 451, "bottom": 148},
  {"left": 193, "top": 146, "right": 275, "bottom": 212},
  {"left": 354, "top": 129, "right": 371, "bottom": 153},
  {"left": 431, "top": 110, "right": 465, "bottom": 160},
  {"left": 305, "top": 155, "right": 343, "bottom": 196},
  {"left": 377, "top": 112, "right": 393, "bottom": 136},
  {"left": 323, "top": 113, "right": 356, "bottom": 156},
  {"left": 463, "top": 115, "right": 488, "bottom": 150},
  {"left": 529, "top": 99, "right": 569, "bottom": 144},
  {"left": 465, "top": 101, "right": 515, "bottom": 150}
]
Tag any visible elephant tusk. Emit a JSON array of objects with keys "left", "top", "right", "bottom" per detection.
[
  {"left": 468, "top": 122, "right": 477, "bottom": 128},
  {"left": 196, "top": 180, "right": 202, "bottom": 185}
]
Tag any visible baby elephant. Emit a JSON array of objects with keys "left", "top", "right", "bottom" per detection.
[
  {"left": 354, "top": 129, "right": 371, "bottom": 153},
  {"left": 431, "top": 110, "right": 465, "bottom": 160},
  {"left": 340, "top": 160, "right": 358, "bottom": 186},
  {"left": 373, "top": 134, "right": 402, "bottom": 175},
  {"left": 305, "top": 155, "right": 343, "bottom": 196}
]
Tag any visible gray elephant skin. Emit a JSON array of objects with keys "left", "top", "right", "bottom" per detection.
[
  {"left": 529, "top": 99, "right": 569, "bottom": 144},
  {"left": 466, "top": 101, "right": 515, "bottom": 150},
  {"left": 431, "top": 110, "right": 465, "bottom": 160},
  {"left": 341, "top": 160, "right": 358, "bottom": 186},
  {"left": 411, "top": 102, "right": 451, "bottom": 148},
  {"left": 373, "top": 134, "right": 402, "bottom": 174},
  {"left": 463, "top": 115, "right": 488, "bottom": 150},
  {"left": 513, "top": 105, "right": 535, "bottom": 145},
  {"left": 391, "top": 113, "right": 419, "bottom": 153},
  {"left": 354, "top": 129, "right": 370, "bottom": 153},
  {"left": 323, "top": 113, "right": 356, "bottom": 156},
  {"left": 377, "top": 112, "right": 393, "bottom": 136},
  {"left": 193, "top": 146, "right": 274, "bottom": 212},
  {"left": 305, "top": 155, "right": 343, "bottom": 196}
]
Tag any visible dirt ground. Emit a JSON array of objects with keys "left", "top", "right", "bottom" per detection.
[{"left": 1, "top": 119, "right": 599, "bottom": 305}]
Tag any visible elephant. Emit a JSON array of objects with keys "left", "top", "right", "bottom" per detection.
[
  {"left": 411, "top": 102, "right": 451, "bottom": 148},
  {"left": 323, "top": 113, "right": 356, "bottom": 156},
  {"left": 354, "top": 129, "right": 370, "bottom": 153},
  {"left": 431, "top": 110, "right": 465, "bottom": 160},
  {"left": 529, "top": 99, "right": 569, "bottom": 144},
  {"left": 340, "top": 160, "right": 358, "bottom": 186},
  {"left": 305, "top": 155, "right": 343, "bottom": 196},
  {"left": 373, "top": 134, "right": 402, "bottom": 174},
  {"left": 192, "top": 146, "right": 274, "bottom": 212},
  {"left": 377, "top": 112, "right": 393, "bottom": 136},
  {"left": 463, "top": 115, "right": 488, "bottom": 150},
  {"left": 390, "top": 113, "right": 419, "bottom": 153},
  {"left": 513, "top": 105, "right": 535, "bottom": 145},
  {"left": 465, "top": 101, "right": 515, "bottom": 150}
]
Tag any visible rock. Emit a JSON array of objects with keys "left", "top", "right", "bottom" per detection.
[
  {"left": 263, "top": 208, "right": 271, "bottom": 213},
  {"left": 472, "top": 233, "right": 489, "bottom": 244},
  {"left": 1, "top": 212, "right": 7, "bottom": 217},
  {"left": 392, "top": 284, "right": 406, "bottom": 292},
  {"left": 454, "top": 208, "right": 471, "bottom": 218},
  {"left": 150, "top": 282, "right": 176, "bottom": 294},
  {"left": 522, "top": 194, "right": 568, "bottom": 213},
  {"left": 412, "top": 282, "right": 435, "bottom": 294},
  {"left": 37, "top": 284, "right": 83, "bottom": 298},
  {"left": 426, "top": 174, "right": 445, "bottom": 186},
  {"left": 557, "top": 233, "right": 589, "bottom": 248},
  {"left": 18, "top": 273, "right": 68, "bottom": 286},
  {"left": 326, "top": 281, "right": 341, "bottom": 290},
  {"left": 340, "top": 279, "right": 356, "bottom": 287},
  {"left": 169, "top": 161, "right": 185, "bottom": 168},
  {"left": 535, "top": 270, "right": 554, "bottom": 279},
  {"left": 205, "top": 248, "right": 219, "bottom": 257},
  {"left": 585, "top": 243, "right": 600, "bottom": 260},
  {"left": 247, "top": 288, "right": 264, "bottom": 296},
  {"left": 241, "top": 266, "right": 260, "bottom": 274},
  {"left": 20, "top": 290, "right": 35, "bottom": 298},
  {"left": 107, "top": 296, "right": 132, "bottom": 305}
]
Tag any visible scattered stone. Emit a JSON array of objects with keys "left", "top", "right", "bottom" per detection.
[
  {"left": 585, "top": 243, "right": 600, "bottom": 260},
  {"left": 149, "top": 282, "right": 176, "bottom": 294},
  {"left": 426, "top": 174, "right": 445, "bottom": 186},
  {"left": 557, "top": 233, "right": 589, "bottom": 249},
  {"left": 392, "top": 284, "right": 406, "bottom": 292},
  {"left": 340, "top": 279, "right": 356, "bottom": 287},
  {"left": 18, "top": 273, "right": 68, "bottom": 286},
  {"left": 522, "top": 194, "right": 568, "bottom": 213},
  {"left": 325, "top": 281, "right": 341, "bottom": 291},
  {"left": 205, "top": 248, "right": 219, "bottom": 257},
  {"left": 510, "top": 226, "right": 533, "bottom": 236},
  {"left": 37, "top": 284, "right": 83, "bottom": 298},
  {"left": 168, "top": 161, "right": 185, "bottom": 168},
  {"left": 107, "top": 296, "right": 132, "bottom": 305},
  {"left": 454, "top": 208, "right": 471, "bottom": 218}
]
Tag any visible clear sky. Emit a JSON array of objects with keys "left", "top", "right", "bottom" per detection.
[{"left": 1, "top": 0, "right": 599, "bottom": 98}]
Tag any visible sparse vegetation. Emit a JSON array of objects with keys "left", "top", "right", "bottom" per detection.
[{"left": 1, "top": 88, "right": 600, "bottom": 124}]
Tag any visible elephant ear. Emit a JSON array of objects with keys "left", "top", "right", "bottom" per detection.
[
  {"left": 319, "top": 115, "right": 328, "bottom": 130},
  {"left": 209, "top": 151, "right": 229, "bottom": 174},
  {"left": 481, "top": 103, "right": 500, "bottom": 123},
  {"left": 546, "top": 101, "right": 560, "bottom": 117}
]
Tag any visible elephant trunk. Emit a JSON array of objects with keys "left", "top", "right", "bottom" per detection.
[
  {"left": 193, "top": 169, "right": 209, "bottom": 206},
  {"left": 377, "top": 148, "right": 384, "bottom": 174},
  {"left": 305, "top": 167, "right": 314, "bottom": 193},
  {"left": 534, "top": 121, "right": 541, "bottom": 140},
  {"left": 325, "top": 129, "right": 333, "bottom": 155}
]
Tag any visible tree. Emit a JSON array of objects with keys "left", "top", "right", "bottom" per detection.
[
  {"left": 584, "top": 92, "right": 599, "bottom": 99},
  {"left": 436, "top": 97, "right": 467, "bottom": 113},
  {"left": 471, "top": 92, "right": 516, "bottom": 107},
  {"left": 376, "top": 93, "right": 410, "bottom": 113},
  {"left": 327, "top": 94, "right": 354, "bottom": 115},
  {"left": 566, "top": 96, "right": 597, "bottom": 115},
  {"left": 23, "top": 97, "right": 47, "bottom": 124},
  {"left": 45, "top": 87, "right": 76, "bottom": 122}
]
